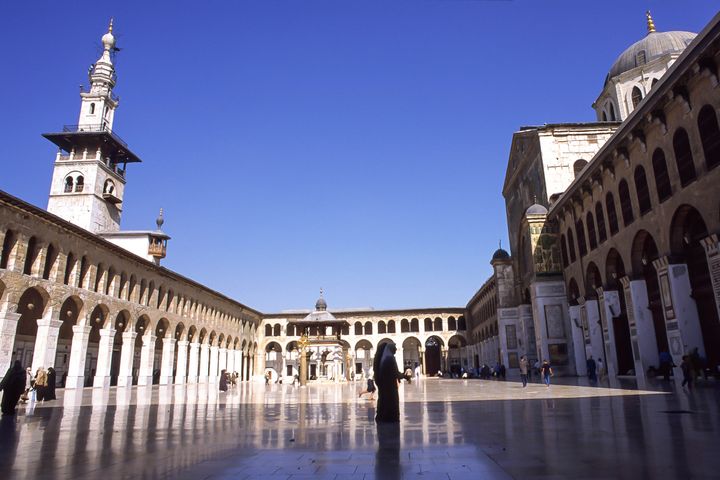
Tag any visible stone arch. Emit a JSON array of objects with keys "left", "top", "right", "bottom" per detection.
[
  {"left": 567, "top": 277, "right": 580, "bottom": 305},
  {"left": 378, "top": 320, "right": 387, "bottom": 334},
  {"left": 447, "top": 316, "right": 457, "bottom": 331},
  {"left": 630, "top": 230, "right": 668, "bottom": 355},
  {"left": 55, "top": 295, "right": 83, "bottom": 383},
  {"left": 174, "top": 322, "right": 186, "bottom": 341},
  {"left": 401, "top": 336, "right": 421, "bottom": 370},
  {"left": 585, "top": 262, "right": 602, "bottom": 297},
  {"left": 424, "top": 335, "right": 444, "bottom": 376}
]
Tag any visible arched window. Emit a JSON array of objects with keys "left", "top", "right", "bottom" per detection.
[
  {"left": 264, "top": 324, "right": 272, "bottom": 337},
  {"left": 23, "top": 237, "right": 37, "bottom": 275},
  {"left": 448, "top": 317, "right": 457, "bottom": 330},
  {"left": 378, "top": 321, "right": 386, "bottom": 334},
  {"left": 636, "top": 50, "right": 646, "bottom": 66},
  {"left": 458, "top": 317, "right": 466, "bottom": 330},
  {"left": 634, "top": 166, "right": 652, "bottom": 215},
  {"left": 606, "top": 192, "right": 619, "bottom": 235},
  {"left": 410, "top": 318, "right": 419, "bottom": 332},
  {"left": 104, "top": 179, "right": 115, "bottom": 194},
  {"left": 364, "top": 321, "right": 372, "bottom": 335},
  {"left": 560, "top": 234, "right": 569, "bottom": 267},
  {"left": 595, "top": 203, "right": 607, "bottom": 243},
  {"left": 433, "top": 317, "right": 442, "bottom": 331},
  {"left": 354, "top": 322, "right": 363, "bottom": 335},
  {"left": 273, "top": 324, "right": 281, "bottom": 337},
  {"left": 631, "top": 87, "right": 643, "bottom": 109},
  {"left": 586, "top": 212, "right": 597, "bottom": 250},
  {"left": 575, "top": 220, "right": 587, "bottom": 257},
  {"left": 673, "top": 128, "right": 696, "bottom": 186},
  {"left": 618, "top": 180, "right": 634, "bottom": 226},
  {"left": 698, "top": 105, "right": 720, "bottom": 170},
  {"left": 609, "top": 103, "right": 616, "bottom": 121},
  {"left": 387, "top": 320, "right": 396, "bottom": 333},
  {"left": 287, "top": 324, "right": 295, "bottom": 336},
  {"left": 424, "top": 318, "right": 433, "bottom": 331},
  {"left": 573, "top": 159, "right": 588, "bottom": 178},
  {"left": 64, "top": 176, "right": 74, "bottom": 193},
  {"left": 75, "top": 176, "right": 84, "bottom": 192},
  {"left": 652, "top": 148, "right": 672, "bottom": 202},
  {"left": 400, "top": 319, "right": 409, "bottom": 333},
  {"left": 566, "top": 228, "right": 577, "bottom": 263},
  {"left": 90, "top": 103, "right": 96, "bottom": 114}
]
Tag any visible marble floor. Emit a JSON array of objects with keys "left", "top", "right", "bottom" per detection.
[{"left": 0, "top": 377, "right": 718, "bottom": 479}]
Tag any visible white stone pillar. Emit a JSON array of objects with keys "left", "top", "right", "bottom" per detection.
[
  {"left": 198, "top": 344, "right": 210, "bottom": 383},
  {"left": 568, "top": 305, "right": 587, "bottom": 376},
  {"left": 31, "top": 310, "right": 63, "bottom": 372},
  {"left": 0, "top": 309, "right": 21, "bottom": 381},
  {"left": 117, "top": 331, "right": 137, "bottom": 387},
  {"left": 137, "top": 334, "right": 156, "bottom": 386},
  {"left": 580, "top": 298, "right": 605, "bottom": 364},
  {"left": 187, "top": 342, "right": 200, "bottom": 383},
  {"left": 227, "top": 348, "right": 235, "bottom": 375},
  {"left": 174, "top": 340, "right": 189, "bottom": 384},
  {"left": 700, "top": 234, "right": 720, "bottom": 321},
  {"left": 65, "top": 325, "right": 91, "bottom": 388},
  {"left": 652, "top": 257, "right": 705, "bottom": 368},
  {"left": 235, "top": 350, "right": 243, "bottom": 377},
  {"left": 159, "top": 337, "right": 176, "bottom": 385},
  {"left": 218, "top": 347, "right": 227, "bottom": 373},
  {"left": 93, "top": 327, "right": 116, "bottom": 388},
  {"left": 620, "top": 277, "right": 658, "bottom": 381},
  {"left": 597, "top": 289, "right": 620, "bottom": 378},
  {"left": 209, "top": 345, "right": 219, "bottom": 384}
]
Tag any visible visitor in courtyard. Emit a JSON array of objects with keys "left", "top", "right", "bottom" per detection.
[
  {"left": 414, "top": 364, "right": 421, "bottom": 380},
  {"left": 219, "top": 369, "right": 228, "bottom": 392},
  {"left": 45, "top": 367, "right": 57, "bottom": 401},
  {"left": 358, "top": 375, "right": 376, "bottom": 400},
  {"left": 404, "top": 367, "right": 413, "bottom": 383},
  {"left": 587, "top": 356, "right": 597, "bottom": 384},
  {"left": 19, "top": 367, "right": 33, "bottom": 404},
  {"left": 373, "top": 342, "right": 410, "bottom": 423},
  {"left": 0, "top": 360, "right": 26, "bottom": 415},
  {"left": 499, "top": 363, "right": 506, "bottom": 380},
  {"left": 264, "top": 371, "right": 271, "bottom": 385},
  {"left": 597, "top": 358, "right": 605, "bottom": 381},
  {"left": 659, "top": 351, "right": 674, "bottom": 380},
  {"left": 519, "top": 356, "right": 529, "bottom": 387},
  {"left": 681, "top": 355, "right": 694, "bottom": 391},
  {"left": 34, "top": 367, "right": 48, "bottom": 402},
  {"left": 541, "top": 360, "right": 553, "bottom": 388}
]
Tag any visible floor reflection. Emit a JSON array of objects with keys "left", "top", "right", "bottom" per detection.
[{"left": 0, "top": 379, "right": 717, "bottom": 479}]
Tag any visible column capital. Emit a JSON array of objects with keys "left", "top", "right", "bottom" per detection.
[
  {"left": 99, "top": 327, "right": 117, "bottom": 338},
  {"left": 37, "top": 318, "right": 63, "bottom": 329},
  {"left": 72, "top": 324, "right": 92, "bottom": 335},
  {"left": 162, "top": 337, "right": 176, "bottom": 345},
  {"left": 142, "top": 334, "right": 157, "bottom": 346},
  {"left": 122, "top": 331, "right": 137, "bottom": 340},
  {"left": 177, "top": 339, "right": 190, "bottom": 347}
]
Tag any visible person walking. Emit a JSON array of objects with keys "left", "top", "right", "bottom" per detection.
[
  {"left": 541, "top": 360, "right": 553, "bottom": 388},
  {"left": 0, "top": 360, "right": 27, "bottom": 415},
  {"left": 587, "top": 356, "right": 597, "bottom": 384},
  {"left": 19, "top": 367, "right": 33, "bottom": 404},
  {"left": 519, "top": 356, "right": 529, "bottom": 387},
  {"left": 373, "top": 342, "right": 410, "bottom": 423},
  {"left": 219, "top": 369, "right": 228, "bottom": 392},
  {"left": 44, "top": 367, "right": 57, "bottom": 401},
  {"left": 681, "top": 355, "right": 693, "bottom": 391},
  {"left": 359, "top": 375, "right": 376, "bottom": 400},
  {"left": 597, "top": 358, "right": 605, "bottom": 381},
  {"left": 34, "top": 367, "right": 48, "bottom": 402}
]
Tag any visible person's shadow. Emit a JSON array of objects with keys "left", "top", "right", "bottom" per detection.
[{"left": 375, "top": 421, "right": 402, "bottom": 479}]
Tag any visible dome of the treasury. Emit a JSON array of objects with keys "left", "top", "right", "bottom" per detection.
[
  {"left": 525, "top": 203, "right": 548, "bottom": 215},
  {"left": 607, "top": 30, "right": 696, "bottom": 79},
  {"left": 492, "top": 248, "right": 510, "bottom": 261}
]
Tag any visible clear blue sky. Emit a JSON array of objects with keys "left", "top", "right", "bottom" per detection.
[{"left": 0, "top": 1, "right": 716, "bottom": 312}]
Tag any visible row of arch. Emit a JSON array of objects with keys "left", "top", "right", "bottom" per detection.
[
  {"left": 263, "top": 316, "right": 467, "bottom": 338},
  {"left": 561, "top": 103, "right": 720, "bottom": 267}
]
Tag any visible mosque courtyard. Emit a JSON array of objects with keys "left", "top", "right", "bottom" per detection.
[{"left": 0, "top": 377, "right": 718, "bottom": 479}]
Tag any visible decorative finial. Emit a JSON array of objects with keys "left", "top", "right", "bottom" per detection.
[
  {"left": 499, "top": 239, "right": 502, "bottom": 249},
  {"left": 108, "top": 18, "right": 114, "bottom": 33},
  {"left": 532, "top": 194, "right": 537, "bottom": 204},
  {"left": 646, "top": 11, "right": 656, "bottom": 34},
  {"left": 320, "top": 287, "right": 324, "bottom": 298},
  {"left": 156, "top": 208, "right": 164, "bottom": 230}
]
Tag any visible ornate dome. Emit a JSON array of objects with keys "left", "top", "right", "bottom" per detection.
[
  {"left": 525, "top": 203, "right": 548, "bottom": 215},
  {"left": 607, "top": 30, "right": 695, "bottom": 80},
  {"left": 315, "top": 291, "right": 327, "bottom": 311},
  {"left": 491, "top": 248, "right": 510, "bottom": 261}
]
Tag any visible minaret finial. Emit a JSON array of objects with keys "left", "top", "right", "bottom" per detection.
[
  {"left": 156, "top": 208, "right": 164, "bottom": 230},
  {"left": 499, "top": 239, "right": 502, "bottom": 249},
  {"left": 320, "top": 287, "right": 324, "bottom": 298},
  {"left": 108, "top": 18, "right": 114, "bottom": 34},
  {"left": 646, "top": 11, "right": 656, "bottom": 34}
]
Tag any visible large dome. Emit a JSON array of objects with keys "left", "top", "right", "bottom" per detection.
[{"left": 608, "top": 30, "right": 696, "bottom": 79}]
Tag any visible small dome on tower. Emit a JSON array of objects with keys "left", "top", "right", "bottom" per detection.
[
  {"left": 101, "top": 19, "right": 116, "bottom": 50},
  {"left": 491, "top": 248, "right": 510, "bottom": 261},
  {"left": 315, "top": 289, "right": 327, "bottom": 311},
  {"left": 525, "top": 203, "right": 548, "bottom": 215}
]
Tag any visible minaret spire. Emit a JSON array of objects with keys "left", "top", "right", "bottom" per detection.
[{"left": 646, "top": 11, "right": 656, "bottom": 34}]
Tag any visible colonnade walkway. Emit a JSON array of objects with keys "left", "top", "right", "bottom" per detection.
[{"left": 0, "top": 377, "right": 718, "bottom": 479}]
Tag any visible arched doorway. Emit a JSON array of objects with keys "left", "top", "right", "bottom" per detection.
[
  {"left": 56, "top": 295, "right": 83, "bottom": 387},
  {"left": 354, "top": 339, "right": 373, "bottom": 377},
  {"left": 132, "top": 316, "right": 151, "bottom": 385},
  {"left": 605, "top": 249, "right": 634, "bottom": 375},
  {"left": 670, "top": 205, "right": 720, "bottom": 366},
  {"left": 424, "top": 336, "right": 443, "bottom": 376},
  {"left": 85, "top": 304, "right": 108, "bottom": 386},
  {"left": 110, "top": 311, "right": 129, "bottom": 385},
  {"left": 265, "top": 341, "right": 283, "bottom": 380},
  {"left": 13, "top": 287, "right": 48, "bottom": 369},
  {"left": 631, "top": 231, "right": 668, "bottom": 355},
  {"left": 402, "top": 337, "right": 421, "bottom": 371},
  {"left": 448, "top": 335, "right": 467, "bottom": 376}
]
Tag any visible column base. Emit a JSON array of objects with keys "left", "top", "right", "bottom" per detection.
[
  {"left": 117, "top": 376, "right": 133, "bottom": 387},
  {"left": 137, "top": 375, "right": 153, "bottom": 386},
  {"left": 159, "top": 375, "right": 174, "bottom": 385},
  {"left": 65, "top": 375, "right": 85, "bottom": 389},
  {"left": 93, "top": 375, "right": 111, "bottom": 389}
]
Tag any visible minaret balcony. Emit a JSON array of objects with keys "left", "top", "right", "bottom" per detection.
[
  {"left": 148, "top": 243, "right": 167, "bottom": 259},
  {"left": 102, "top": 192, "right": 122, "bottom": 204},
  {"left": 63, "top": 123, "right": 127, "bottom": 147}
]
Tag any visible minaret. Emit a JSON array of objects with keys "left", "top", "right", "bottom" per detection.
[{"left": 44, "top": 20, "right": 143, "bottom": 234}]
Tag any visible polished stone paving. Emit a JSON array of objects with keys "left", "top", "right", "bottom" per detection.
[{"left": 1, "top": 377, "right": 719, "bottom": 479}]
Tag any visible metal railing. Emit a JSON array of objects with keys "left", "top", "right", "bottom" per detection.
[{"left": 62, "top": 123, "right": 127, "bottom": 147}]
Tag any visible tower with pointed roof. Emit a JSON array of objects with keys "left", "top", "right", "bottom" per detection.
[{"left": 44, "top": 20, "right": 143, "bottom": 234}]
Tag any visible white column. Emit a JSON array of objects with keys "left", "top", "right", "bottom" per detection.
[
  {"left": 65, "top": 324, "right": 91, "bottom": 388},
  {"left": 700, "top": 234, "right": 720, "bottom": 321},
  {"left": 581, "top": 298, "right": 605, "bottom": 364},
  {"left": 620, "top": 277, "right": 658, "bottom": 382},
  {"left": 187, "top": 342, "right": 200, "bottom": 383},
  {"left": 0, "top": 309, "right": 21, "bottom": 381},
  {"left": 137, "top": 334, "right": 156, "bottom": 386},
  {"left": 93, "top": 327, "right": 116, "bottom": 388},
  {"left": 31, "top": 310, "right": 63, "bottom": 372},
  {"left": 174, "top": 340, "right": 189, "bottom": 384},
  {"left": 209, "top": 345, "right": 220, "bottom": 384},
  {"left": 568, "top": 304, "right": 587, "bottom": 376},
  {"left": 117, "top": 331, "right": 137, "bottom": 387},
  {"left": 198, "top": 343, "right": 210, "bottom": 383},
  {"left": 227, "top": 348, "right": 235, "bottom": 375},
  {"left": 597, "top": 289, "right": 620, "bottom": 378},
  {"left": 653, "top": 257, "right": 705, "bottom": 370},
  {"left": 159, "top": 337, "right": 176, "bottom": 385},
  {"left": 219, "top": 347, "right": 227, "bottom": 373}
]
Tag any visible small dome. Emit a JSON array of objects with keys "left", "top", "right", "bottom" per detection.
[
  {"left": 608, "top": 30, "right": 695, "bottom": 79},
  {"left": 525, "top": 203, "right": 548, "bottom": 215},
  {"left": 315, "top": 295, "right": 327, "bottom": 311},
  {"left": 102, "top": 19, "right": 115, "bottom": 51},
  {"left": 492, "top": 248, "right": 510, "bottom": 261}
]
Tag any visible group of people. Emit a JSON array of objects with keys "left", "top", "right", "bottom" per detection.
[
  {"left": 519, "top": 356, "right": 554, "bottom": 387},
  {"left": 585, "top": 356, "right": 606, "bottom": 384},
  {"left": 218, "top": 370, "right": 240, "bottom": 392},
  {"left": 0, "top": 361, "right": 57, "bottom": 415}
]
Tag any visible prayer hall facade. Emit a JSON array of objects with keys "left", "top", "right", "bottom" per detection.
[{"left": 2, "top": 11, "right": 720, "bottom": 389}]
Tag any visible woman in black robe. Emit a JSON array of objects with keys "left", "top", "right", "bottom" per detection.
[
  {"left": 373, "top": 342, "right": 409, "bottom": 423},
  {"left": 219, "top": 369, "right": 228, "bottom": 392},
  {"left": 0, "top": 361, "right": 27, "bottom": 415},
  {"left": 44, "top": 367, "right": 57, "bottom": 401}
]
